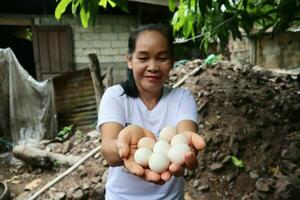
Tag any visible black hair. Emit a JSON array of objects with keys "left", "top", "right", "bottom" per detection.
[{"left": 120, "top": 23, "right": 174, "bottom": 98}]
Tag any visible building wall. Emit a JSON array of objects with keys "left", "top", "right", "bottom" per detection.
[
  {"left": 228, "top": 31, "right": 300, "bottom": 70},
  {"left": 256, "top": 32, "right": 300, "bottom": 69},
  {"left": 34, "top": 15, "right": 137, "bottom": 83},
  {"left": 228, "top": 34, "right": 252, "bottom": 65}
]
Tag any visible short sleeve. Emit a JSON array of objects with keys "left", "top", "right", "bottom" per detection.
[
  {"left": 176, "top": 89, "right": 198, "bottom": 124},
  {"left": 96, "top": 86, "right": 126, "bottom": 131}
]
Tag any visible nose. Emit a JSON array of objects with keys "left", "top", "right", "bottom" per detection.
[{"left": 147, "top": 60, "right": 159, "bottom": 72}]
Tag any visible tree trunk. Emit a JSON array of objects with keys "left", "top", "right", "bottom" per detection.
[
  {"left": 88, "top": 53, "right": 105, "bottom": 112},
  {"left": 13, "top": 145, "right": 81, "bottom": 167}
]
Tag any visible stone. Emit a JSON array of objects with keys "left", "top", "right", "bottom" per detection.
[
  {"left": 24, "top": 178, "right": 42, "bottom": 191},
  {"left": 255, "top": 178, "right": 270, "bottom": 192},
  {"left": 209, "top": 162, "right": 223, "bottom": 171},
  {"left": 249, "top": 171, "right": 260, "bottom": 179},
  {"left": 72, "top": 188, "right": 84, "bottom": 200},
  {"left": 50, "top": 191, "right": 66, "bottom": 200},
  {"left": 61, "top": 141, "right": 72, "bottom": 154},
  {"left": 89, "top": 185, "right": 105, "bottom": 200}
]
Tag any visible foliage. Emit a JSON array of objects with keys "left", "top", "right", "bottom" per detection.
[
  {"left": 58, "top": 125, "right": 74, "bottom": 138},
  {"left": 53, "top": 160, "right": 61, "bottom": 167},
  {"left": 55, "top": 0, "right": 128, "bottom": 28},
  {"left": 75, "top": 130, "right": 84, "bottom": 141},
  {"left": 55, "top": 0, "right": 300, "bottom": 51},
  {"left": 231, "top": 155, "right": 244, "bottom": 168},
  {"left": 170, "top": 0, "right": 300, "bottom": 52}
]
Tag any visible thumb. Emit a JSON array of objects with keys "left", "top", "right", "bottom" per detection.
[
  {"left": 117, "top": 129, "right": 131, "bottom": 158},
  {"left": 182, "top": 131, "right": 206, "bottom": 150},
  {"left": 191, "top": 134, "right": 206, "bottom": 150}
]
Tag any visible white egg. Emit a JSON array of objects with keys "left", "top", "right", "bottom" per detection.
[
  {"left": 153, "top": 140, "right": 171, "bottom": 155},
  {"left": 138, "top": 137, "right": 156, "bottom": 150},
  {"left": 148, "top": 152, "right": 170, "bottom": 173},
  {"left": 167, "top": 143, "right": 190, "bottom": 165},
  {"left": 170, "top": 133, "right": 188, "bottom": 146},
  {"left": 159, "top": 126, "right": 178, "bottom": 142},
  {"left": 134, "top": 147, "right": 152, "bottom": 167}
]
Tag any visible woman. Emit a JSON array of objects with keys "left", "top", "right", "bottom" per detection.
[{"left": 97, "top": 23, "right": 206, "bottom": 200}]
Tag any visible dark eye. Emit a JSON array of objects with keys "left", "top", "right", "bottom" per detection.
[
  {"left": 159, "top": 57, "right": 168, "bottom": 61},
  {"left": 138, "top": 57, "right": 148, "bottom": 61}
]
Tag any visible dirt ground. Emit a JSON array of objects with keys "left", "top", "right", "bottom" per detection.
[{"left": 1, "top": 60, "right": 299, "bottom": 200}]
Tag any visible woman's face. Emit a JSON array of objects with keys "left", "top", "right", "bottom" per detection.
[{"left": 127, "top": 30, "right": 173, "bottom": 95}]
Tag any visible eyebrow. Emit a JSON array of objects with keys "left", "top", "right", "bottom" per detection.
[{"left": 136, "top": 50, "right": 169, "bottom": 56}]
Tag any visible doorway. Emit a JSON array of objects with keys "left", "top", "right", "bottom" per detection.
[{"left": 0, "top": 25, "right": 36, "bottom": 79}]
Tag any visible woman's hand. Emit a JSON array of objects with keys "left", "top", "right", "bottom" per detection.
[
  {"left": 169, "top": 131, "right": 206, "bottom": 176},
  {"left": 117, "top": 125, "right": 172, "bottom": 184}
]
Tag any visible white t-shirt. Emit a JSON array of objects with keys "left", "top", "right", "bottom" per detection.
[{"left": 97, "top": 84, "right": 197, "bottom": 200}]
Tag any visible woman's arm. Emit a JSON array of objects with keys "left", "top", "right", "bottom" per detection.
[{"left": 100, "top": 122, "right": 124, "bottom": 166}]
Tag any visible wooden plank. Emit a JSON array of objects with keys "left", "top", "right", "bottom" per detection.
[
  {"left": 32, "top": 26, "right": 74, "bottom": 80},
  {"left": 49, "top": 31, "right": 60, "bottom": 72},
  {"left": 53, "top": 68, "right": 98, "bottom": 131},
  {"left": 38, "top": 30, "right": 51, "bottom": 72},
  {"left": 0, "top": 17, "right": 33, "bottom": 26},
  {"left": 59, "top": 27, "right": 74, "bottom": 72}
]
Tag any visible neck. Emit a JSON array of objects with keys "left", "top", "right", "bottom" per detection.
[{"left": 138, "top": 87, "right": 163, "bottom": 110}]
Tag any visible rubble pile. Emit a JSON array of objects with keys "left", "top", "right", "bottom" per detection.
[
  {"left": 170, "top": 60, "right": 300, "bottom": 200},
  {"left": 2, "top": 60, "right": 300, "bottom": 200}
]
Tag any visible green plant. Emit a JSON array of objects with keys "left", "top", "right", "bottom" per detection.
[
  {"left": 54, "top": 0, "right": 300, "bottom": 53},
  {"left": 53, "top": 160, "right": 61, "bottom": 167},
  {"left": 55, "top": 0, "right": 128, "bottom": 28},
  {"left": 231, "top": 155, "right": 244, "bottom": 168},
  {"left": 58, "top": 125, "right": 74, "bottom": 138},
  {"left": 75, "top": 130, "right": 84, "bottom": 141}
]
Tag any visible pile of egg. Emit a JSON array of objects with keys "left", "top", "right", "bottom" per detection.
[{"left": 134, "top": 126, "right": 190, "bottom": 173}]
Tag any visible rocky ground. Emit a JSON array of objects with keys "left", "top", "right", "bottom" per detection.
[{"left": 0, "top": 60, "right": 299, "bottom": 200}]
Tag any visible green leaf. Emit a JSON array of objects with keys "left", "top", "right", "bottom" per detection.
[
  {"left": 231, "top": 155, "right": 244, "bottom": 168},
  {"left": 99, "top": 0, "right": 107, "bottom": 8},
  {"left": 89, "top": 0, "right": 99, "bottom": 26},
  {"left": 108, "top": 0, "right": 116, "bottom": 7},
  {"left": 115, "top": 0, "right": 129, "bottom": 13},
  {"left": 80, "top": 4, "right": 90, "bottom": 28},
  {"left": 55, "top": 0, "right": 72, "bottom": 20},
  {"left": 72, "top": 0, "right": 80, "bottom": 15},
  {"left": 169, "top": 0, "right": 176, "bottom": 12}
]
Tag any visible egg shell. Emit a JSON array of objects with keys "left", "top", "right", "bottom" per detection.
[
  {"left": 159, "top": 126, "right": 178, "bottom": 142},
  {"left": 148, "top": 152, "right": 170, "bottom": 173},
  {"left": 153, "top": 140, "right": 171, "bottom": 155},
  {"left": 170, "top": 133, "right": 188, "bottom": 146},
  {"left": 134, "top": 147, "right": 153, "bottom": 167},
  {"left": 167, "top": 143, "right": 190, "bottom": 165},
  {"left": 138, "top": 137, "right": 156, "bottom": 150}
]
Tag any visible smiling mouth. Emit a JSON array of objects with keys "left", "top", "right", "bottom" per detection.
[{"left": 145, "top": 76, "right": 161, "bottom": 80}]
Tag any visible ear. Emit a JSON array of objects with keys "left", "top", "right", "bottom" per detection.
[{"left": 127, "top": 54, "right": 132, "bottom": 69}]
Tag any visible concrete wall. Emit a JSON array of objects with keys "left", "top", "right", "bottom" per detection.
[
  {"left": 255, "top": 32, "right": 300, "bottom": 69},
  {"left": 35, "top": 15, "right": 137, "bottom": 83},
  {"left": 228, "top": 34, "right": 252, "bottom": 65},
  {"left": 228, "top": 31, "right": 300, "bottom": 70}
]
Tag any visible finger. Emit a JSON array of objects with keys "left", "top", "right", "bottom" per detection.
[
  {"left": 144, "top": 169, "right": 161, "bottom": 182},
  {"left": 191, "top": 134, "right": 206, "bottom": 150},
  {"left": 161, "top": 171, "right": 171, "bottom": 182},
  {"left": 124, "top": 160, "right": 144, "bottom": 176},
  {"left": 184, "top": 151, "right": 198, "bottom": 170},
  {"left": 169, "top": 163, "right": 184, "bottom": 177},
  {"left": 182, "top": 131, "right": 206, "bottom": 150},
  {"left": 143, "top": 128, "right": 157, "bottom": 140},
  {"left": 117, "top": 129, "right": 131, "bottom": 158}
]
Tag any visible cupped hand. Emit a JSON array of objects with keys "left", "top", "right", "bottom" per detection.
[
  {"left": 169, "top": 131, "right": 206, "bottom": 176},
  {"left": 116, "top": 125, "right": 171, "bottom": 184}
]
